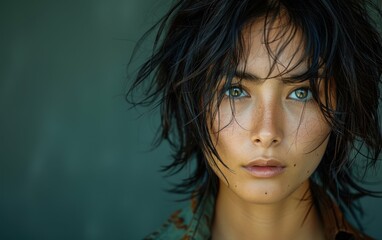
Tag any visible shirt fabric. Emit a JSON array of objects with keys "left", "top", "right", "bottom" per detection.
[{"left": 144, "top": 185, "right": 373, "bottom": 240}]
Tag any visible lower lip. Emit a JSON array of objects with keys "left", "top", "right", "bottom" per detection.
[{"left": 244, "top": 166, "right": 285, "bottom": 178}]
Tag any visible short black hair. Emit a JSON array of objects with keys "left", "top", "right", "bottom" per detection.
[{"left": 127, "top": 0, "right": 382, "bottom": 229}]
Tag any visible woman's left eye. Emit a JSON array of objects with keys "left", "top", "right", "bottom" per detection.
[
  {"left": 288, "top": 88, "right": 313, "bottom": 102},
  {"left": 224, "top": 86, "right": 249, "bottom": 99}
]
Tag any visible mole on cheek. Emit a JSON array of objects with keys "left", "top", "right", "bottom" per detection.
[
  {"left": 265, "top": 192, "right": 268, "bottom": 195},
  {"left": 294, "top": 164, "right": 296, "bottom": 167}
]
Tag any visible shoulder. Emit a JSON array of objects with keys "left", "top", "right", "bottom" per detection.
[
  {"left": 143, "top": 195, "right": 214, "bottom": 240},
  {"left": 311, "top": 183, "right": 374, "bottom": 240},
  {"left": 143, "top": 209, "right": 191, "bottom": 240}
]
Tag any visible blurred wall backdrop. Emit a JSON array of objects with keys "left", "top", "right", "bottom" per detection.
[{"left": 0, "top": 1, "right": 381, "bottom": 240}]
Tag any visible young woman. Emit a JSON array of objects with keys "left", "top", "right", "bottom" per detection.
[{"left": 128, "top": 0, "right": 382, "bottom": 239}]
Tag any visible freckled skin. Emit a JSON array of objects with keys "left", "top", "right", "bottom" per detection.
[
  {"left": 209, "top": 20, "right": 332, "bottom": 240},
  {"left": 208, "top": 22, "right": 332, "bottom": 205},
  {"left": 209, "top": 78, "right": 330, "bottom": 204}
]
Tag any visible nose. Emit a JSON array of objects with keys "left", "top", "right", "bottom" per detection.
[{"left": 251, "top": 99, "right": 283, "bottom": 148}]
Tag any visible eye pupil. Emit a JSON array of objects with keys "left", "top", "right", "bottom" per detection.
[
  {"left": 230, "top": 88, "right": 242, "bottom": 97},
  {"left": 296, "top": 89, "right": 307, "bottom": 99}
]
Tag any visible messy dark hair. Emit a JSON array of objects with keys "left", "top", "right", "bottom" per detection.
[{"left": 127, "top": 0, "right": 382, "bottom": 230}]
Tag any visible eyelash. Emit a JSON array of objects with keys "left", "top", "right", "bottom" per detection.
[{"left": 223, "top": 85, "right": 313, "bottom": 102}]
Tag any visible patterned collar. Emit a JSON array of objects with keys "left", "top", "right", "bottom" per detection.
[{"left": 144, "top": 185, "right": 373, "bottom": 240}]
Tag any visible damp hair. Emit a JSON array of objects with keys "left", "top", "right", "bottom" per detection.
[{"left": 127, "top": 0, "right": 382, "bottom": 230}]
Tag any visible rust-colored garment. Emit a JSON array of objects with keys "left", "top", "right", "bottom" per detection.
[
  {"left": 144, "top": 186, "right": 373, "bottom": 240},
  {"left": 311, "top": 184, "right": 373, "bottom": 240}
]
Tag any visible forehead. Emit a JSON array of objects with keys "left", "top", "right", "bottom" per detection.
[{"left": 239, "top": 15, "right": 309, "bottom": 79}]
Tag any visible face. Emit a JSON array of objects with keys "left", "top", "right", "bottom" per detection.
[{"left": 207, "top": 20, "right": 332, "bottom": 204}]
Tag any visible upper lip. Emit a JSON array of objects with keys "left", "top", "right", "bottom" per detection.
[{"left": 244, "top": 159, "right": 286, "bottom": 168}]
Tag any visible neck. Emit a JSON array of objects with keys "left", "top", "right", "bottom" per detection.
[{"left": 211, "top": 181, "right": 325, "bottom": 240}]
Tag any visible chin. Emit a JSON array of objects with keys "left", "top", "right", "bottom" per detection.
[
  {"left": 241, "top": 191, "right": 287, "bottom": 205},
  {"left": 226, "top": 180, "right": 308, "bottom": 205}
]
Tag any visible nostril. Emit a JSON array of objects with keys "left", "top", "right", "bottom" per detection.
[{"left": 252, "top": 136, "right": 281, "bottom": 147}]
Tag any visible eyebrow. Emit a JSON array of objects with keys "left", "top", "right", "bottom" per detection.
[
  {"left": 234, "top": 70, "right": 261, "bottom": 81},
  {"left": 234, "top": 70, "right": 312, "bottom": 83}
]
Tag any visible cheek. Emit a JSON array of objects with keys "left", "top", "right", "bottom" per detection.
[
  {"left": 293, "top": 112, "right": 331, "bottom": 174},
  {"left": 210, "top": 124, "right": 243, "bottom": 164},
  {"left": 210, "top": 105, "right": 244, "bottom": 148},
  {"left": 293, "top": 108, "right": 331, "bottom": 151},
  {"left": 208, "top": 115, "right": 248, "bottom": 173},
  {"left": 211, "top": 99, "right": 254, "bottom": 133}
]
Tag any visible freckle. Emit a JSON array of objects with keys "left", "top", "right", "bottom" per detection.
[
  {"left": 265, "top": 192, "right": 268, "bottom": 195},
  {"left": 307, "top": 170, "right": 310, "bottom": 173},
  {"left": 287, "top": 185, "right": 290, "bottom": 187},
  {"left": 235, "top": 185, "right": 237, "bottom": 188},
  {"left": 294, "top": 164, "right": 296, "bottom": 167}
]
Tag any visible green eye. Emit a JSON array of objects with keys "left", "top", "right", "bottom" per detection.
[
  {"left": 288, "top": 88, "right": 312, "bottom": 101},
  {"left": 225, "top": 86, "right": 248, "bottom": 98}
]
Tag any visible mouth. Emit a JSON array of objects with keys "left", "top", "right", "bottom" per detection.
[{"left": 243, "top": 159, "right": 286, "bottom": 178}]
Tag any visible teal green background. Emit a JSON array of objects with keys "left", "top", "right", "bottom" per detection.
[{"left": 0, "top": 1, "right": 381, "bottom": 239}]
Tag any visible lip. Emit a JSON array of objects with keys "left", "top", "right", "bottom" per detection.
[{"left": 243, "top": 159, "right": 286, "bottom": 178}]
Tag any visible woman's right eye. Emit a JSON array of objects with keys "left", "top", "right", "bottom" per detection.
[{"left": 224, "top": 86, "right": 249, "bottom": 99}]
